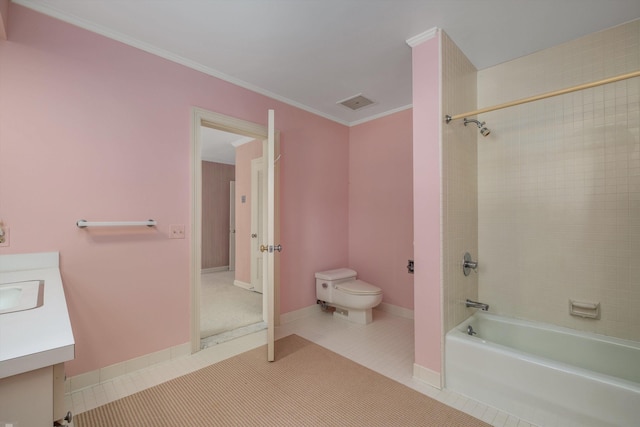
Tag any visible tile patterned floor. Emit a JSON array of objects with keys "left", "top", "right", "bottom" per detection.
[{"left": 65, "top": 309, "right": 535, "bottom": 427}]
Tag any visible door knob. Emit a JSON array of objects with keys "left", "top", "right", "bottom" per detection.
[
  {"left": 251, "top": 233, "right": 257, "bottom": 238},
  {"left": 260, "top": 244, "right": 283, "bottom": 253}
]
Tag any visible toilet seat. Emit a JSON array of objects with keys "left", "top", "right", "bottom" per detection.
[{"left": 335, "top": 279, "right": 382, "bottom": 296}]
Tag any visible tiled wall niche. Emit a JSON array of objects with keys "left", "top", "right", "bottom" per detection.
[
  {"left": 441, "top": 31, "right": 479, "bottom": 333},
  {"left": 478, "top": 20, "right": 640, "bottom": 341}
]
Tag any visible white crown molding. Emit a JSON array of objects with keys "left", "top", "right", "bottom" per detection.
[
  {"left": 15, "top": 0, "right": 418, "bottom": 127},
  {"left": 406, "top": 27, "right": 439, "bottom": 47},
  {"left": 231, "top": 136, "right": 255, "bottom": 147},
  {"left": 201, "top": 156, "right": 235, "bottom": 165},
  {"left": 13, "top": 0, "right": 353, "bottom": 126},
  {"left": 349, "top": 104, "right": 413, "bottom": 127}
]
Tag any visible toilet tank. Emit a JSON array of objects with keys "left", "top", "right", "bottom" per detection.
[{"left": 315, "top": 268, "right": 357, "bottom": 302}]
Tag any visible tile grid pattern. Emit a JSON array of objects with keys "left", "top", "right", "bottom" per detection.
[
  {"left": 441, "top": 31, "right": 480, "bottom": 333},
  {"left": 477, "top": 19, "right": 640, "bottom": 341},
  {"left": 64, "top": 310, "right": 535, "bottom": 427}
]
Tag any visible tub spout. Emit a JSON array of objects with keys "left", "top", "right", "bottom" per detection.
[{"left": 466, "top": 299, "right": 489, "bottom": 311}]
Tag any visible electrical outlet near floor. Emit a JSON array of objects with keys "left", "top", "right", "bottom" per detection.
[{"left": 170, "top": 224, "right": 185, "bottom": 239}]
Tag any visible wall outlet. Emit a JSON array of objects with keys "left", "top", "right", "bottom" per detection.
[
  {"left": 0, "top": 227, "right": 8, "bottom": 247},
  {"left": 170, "top": 224, "right": 185, "bottom": 239}
]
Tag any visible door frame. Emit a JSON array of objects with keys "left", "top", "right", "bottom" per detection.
[
  {"left": 250, "top": 157, "right": 265, "bottom": 295},
  {"left": 228, "top": 181, "right": 236, "bottom": 271},
  {"left": 190, "top": 107, "right": 280, "bottom": 353}
]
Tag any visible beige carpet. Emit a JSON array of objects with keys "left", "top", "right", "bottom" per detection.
[{"left": 75, "top": 335, "right": 490, "bottom": 427}]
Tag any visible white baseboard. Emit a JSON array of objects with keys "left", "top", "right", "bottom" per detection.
[
  {"left": 68, "top": 303, "right": 416, "bottom": 394},
  {"left": 201, "top": 266, "right": 229, "bottom": 274},
  {"left": 67, "top": 342, "right": 191, "bottom": 393},
  {"left": 279, "top": 302, "right": 413, "bottom": 323},
  {"left": 378, "top": 302, "right": 414, "bottom": 319},
  {"left": 413, "top": 363, "right": 442, "bottom": 389},
  {"left": 233, "top": 279, "right": 253, "bottom": 290},
  {"left": 280, "top": 304, "right": 322, "bottom": 324}
]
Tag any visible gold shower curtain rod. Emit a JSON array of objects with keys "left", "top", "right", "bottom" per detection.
[{"left": 445, "top": 69, "right": 640, "bottom": 123}]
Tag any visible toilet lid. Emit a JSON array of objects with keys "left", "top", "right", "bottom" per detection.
[{"left": 335, "top": 280, "right": 382, "bottom": 296}]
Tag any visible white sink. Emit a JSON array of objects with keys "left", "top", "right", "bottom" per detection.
[{"left": 0, "top": 280, "right": 44, "bottom": 314}]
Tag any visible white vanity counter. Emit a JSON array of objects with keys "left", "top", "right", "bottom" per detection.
[{"left": 0, "top": 252, "right": 75, "bottom": 379}]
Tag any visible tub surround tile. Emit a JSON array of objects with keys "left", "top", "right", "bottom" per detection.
[
  {"left": 478, "top": 19, "right": 640, "bottom": 343},
  {"left": 441, "top": 30, "right": 479, "bottom": 334}
]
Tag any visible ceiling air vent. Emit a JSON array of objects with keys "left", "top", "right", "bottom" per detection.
[{"left": 337, "top": 94, "right": 374, "bottom": 111}]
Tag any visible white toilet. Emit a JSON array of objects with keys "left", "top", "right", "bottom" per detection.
[{"left": 315, "top": 268, "right": 383, "bottom": 324}]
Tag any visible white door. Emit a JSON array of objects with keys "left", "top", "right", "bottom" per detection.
[
  {"left": 250, "top": 158, "right": 264, "bottom": 293},
  {"left": 229, "top": 181, "right": 236, "bottom": 271},
  {"left": 262, "top": 109, "right": 278, "bottom": 362}
]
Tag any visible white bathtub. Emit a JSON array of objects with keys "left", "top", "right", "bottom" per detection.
[{"left": 445, "top": 312, "right": 640, "bottom": 427}]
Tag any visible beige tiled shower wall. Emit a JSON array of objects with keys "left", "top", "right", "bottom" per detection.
[
  {"left": 477, "top": 20, "right": 640, "bottom": 341},
  {"left": 441, "top": 31, "right": 479, "bottom": 333}
]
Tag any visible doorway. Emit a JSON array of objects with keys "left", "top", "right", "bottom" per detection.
[
  {"left": 190, "top": 108, "right": 280, "bottom": 353},
  {"left": 199, "top": 127, "right": 264, "bottom": 346}
]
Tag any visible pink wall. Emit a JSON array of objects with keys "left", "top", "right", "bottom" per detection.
[
  {"left": 234, "top": 140, "right": 262, "bottom": 284},
  {"left": 411, "top": 34, "right": 443, "bottom": 376},
  {"left": 0, "top": 5, "right": 349, "bottom": 375},
  {"left": 348, "top": 109, "right": 414, "bottom": 309},
  {"left": 279, "top": 114, "right": 350, "bottom": 311}
]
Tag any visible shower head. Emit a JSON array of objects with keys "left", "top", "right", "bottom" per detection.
[{"left": 463, "top": 118, "right": 491, "bottom": 137}]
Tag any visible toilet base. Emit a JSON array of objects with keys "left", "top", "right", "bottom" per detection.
[{"left": 332, "top": 307, "right": 373, "bottom": 324}]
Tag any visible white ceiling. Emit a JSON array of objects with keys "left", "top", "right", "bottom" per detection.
[
  {"left": 201, "top": 127, "right": 253, "bottom": 165},
  {"left": 12, "top": 0, "right": 640, "bottom": 125}
]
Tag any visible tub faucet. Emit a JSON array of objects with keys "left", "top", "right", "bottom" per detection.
[{"left": 466, "top": 299, "right": 489, "bottom": 311}]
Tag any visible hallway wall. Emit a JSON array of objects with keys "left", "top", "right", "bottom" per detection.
[
  {"left": 234, "top": 140, "right": 263, "bottom": 284},
  {"left": 202, "top": 161, "right": 235, "bottom": 269}
]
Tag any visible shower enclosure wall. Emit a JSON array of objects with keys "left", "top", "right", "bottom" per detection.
[
  {"left": 441, "top": 31, "right": 480, "bottom": 336},
  {"left": 439, "top": 20, "right": 640, "bottom": 426},
  {"left": 477, "top": 19, "right": 640, "bottom": 343}
]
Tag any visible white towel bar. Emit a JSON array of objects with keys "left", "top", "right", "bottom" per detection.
[{"left": 76, "top": 220, "right": 157, "bottom": 228}]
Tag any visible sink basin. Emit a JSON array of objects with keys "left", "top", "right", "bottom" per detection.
[{"left": 0, "top": 280, "right": 44, "bottom": 314}]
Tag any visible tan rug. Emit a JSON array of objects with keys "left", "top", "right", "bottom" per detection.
[{"left": 75, "top": 335, "right": 489, "bottom": 427}]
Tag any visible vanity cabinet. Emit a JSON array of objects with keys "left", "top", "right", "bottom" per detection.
[
  {"left": 0, "top": 252, "right": 75, "bottom": 426},
  {"left": 0, "top": 363, "right": 66, "bottom": 426}
]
